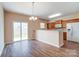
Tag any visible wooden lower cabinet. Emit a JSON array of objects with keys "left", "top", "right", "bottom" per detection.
[{"left": 63, "top": 32, "right": 67, "bottom": 40}]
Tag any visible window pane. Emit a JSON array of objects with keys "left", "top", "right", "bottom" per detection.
[
  {"left": 22, "top": 23, "right": 28, "bottom": 40},
  {"left": 40, "top": 23, "right": 45, "bottom": 28},
  {"left": 13, "top": 22, "right": 21, "bottom": 41}
]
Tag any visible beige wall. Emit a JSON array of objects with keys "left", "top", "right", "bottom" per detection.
[{"left": 4, "top": 11, "right": 48, "bottom": 44}]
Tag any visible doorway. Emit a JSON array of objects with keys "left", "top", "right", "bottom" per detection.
[{"left": 13, "top": 22, "right": 28, "bottom": 42}]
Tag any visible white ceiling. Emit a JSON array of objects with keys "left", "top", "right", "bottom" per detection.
[{"left": 2, "top": 2, "right": 79, "bottom": 20}]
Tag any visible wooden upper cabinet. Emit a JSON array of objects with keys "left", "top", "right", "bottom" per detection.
[
  {"left": 55, "top": 20, "right": 62, "bottom": 24},
  {"left": 47, "top": 18, "right": 79, "bottom": 30},
  {"left": 46, "top": 20, "right": 66, "bottom": 29},
  {"left": 47, "top": 22, "right": 55, "bottom": 29}
]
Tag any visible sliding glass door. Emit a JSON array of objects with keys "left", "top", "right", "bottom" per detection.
[
  {"left": 13, "top": 22, "right": 28, "bottom": 42},
  {"left": 13, "top": 22, "right": 21, "bottom": 41},
  {"left": 22, "top": 23, "right": 28, "bottom": 40}
]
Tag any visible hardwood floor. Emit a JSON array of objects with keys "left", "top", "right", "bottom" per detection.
[{"left": 1, "top": 40, "right": 79, "bottom": 57}]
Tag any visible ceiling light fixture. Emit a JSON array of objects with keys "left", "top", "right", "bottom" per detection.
[
  {"left": 29, "top": 2, "right": 37, "bottom": 21},
  {"left": 48, "top": 13, "right": 62, "bottom": 18}
]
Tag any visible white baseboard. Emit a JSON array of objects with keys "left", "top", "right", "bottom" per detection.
[{"left": 37, "top": 39, "right": 61, "bottom": 48}]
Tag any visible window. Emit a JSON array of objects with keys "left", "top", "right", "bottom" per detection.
[{"left": 40, "top": 23, "right": 45, "bottom": 28}]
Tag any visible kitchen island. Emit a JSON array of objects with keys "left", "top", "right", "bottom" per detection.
[{"left": 36, "top": 30, "right": 64, "bottom": 48}]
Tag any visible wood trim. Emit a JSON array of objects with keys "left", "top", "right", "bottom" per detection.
[{"left": 63, "top": 18, "right": 79, "bottom": 23}]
